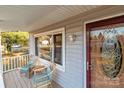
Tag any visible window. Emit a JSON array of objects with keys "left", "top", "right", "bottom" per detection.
[
  {"left": 53, "top": 34, "right": 62, "bottom": 65},
  {"left": 38, "top": 35, "right": 52, "bottom": 61},
  {"left": 35, "top": 28, "right": 65, "bottom": 71},
  {"left": 35, "top": 38, "right": 38, "bottom": 56}
]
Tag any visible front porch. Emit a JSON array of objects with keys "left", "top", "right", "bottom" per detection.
[
  {"left": 3, "top": 70, "right": 62, "bottom": 88},
  {"left": 0, "top": 5, "right": 124, "bottom": 88},
  {"left": 1, "top": 54, "right": 62, "bottom": 88}
]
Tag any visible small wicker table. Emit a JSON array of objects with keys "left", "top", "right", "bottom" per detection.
[{"left": 29, "top": 65, "right": 47, "bottom": 78}]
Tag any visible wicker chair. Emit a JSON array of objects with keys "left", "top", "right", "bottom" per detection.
[
  {"left": 32, "top": 61, "right": 56, "bottom": 88},
  {"left": 20, "top": 61, "right": 33, "bottom": 77},
  {"left": 20, "top": 55, "right": 35, "bottom": 77}
]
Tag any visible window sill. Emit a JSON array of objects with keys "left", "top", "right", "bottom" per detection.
[
  {"left": 56, "top": 64, "right": 65, "bottom": 72},
  {"left": 40, "top": 58, "right": 65, "bottom": 72}
]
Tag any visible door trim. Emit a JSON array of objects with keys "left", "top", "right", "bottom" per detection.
[{"left": 85, "top": 15, "right": 124, "bottom": 88}]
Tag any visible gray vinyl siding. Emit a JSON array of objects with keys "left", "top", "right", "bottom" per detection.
[
  {"left": 32, "top": 6, "right": 124, "bottom": 88},
  {"left": 53, "top": 21, "right": 84, "bottom": 88},
  {"left": 52, "top": 6, "right": 124, "bottom": 88}
]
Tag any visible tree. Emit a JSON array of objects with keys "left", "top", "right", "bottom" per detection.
[{"left": 1, "top": 31, "right": 29, "bottom": 55}]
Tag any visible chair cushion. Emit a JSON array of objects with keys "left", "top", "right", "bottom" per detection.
[
  {"left": 20, "top": 60, "right": 33, "bottom": 73},
  {"left": 32, "top": 73, "right": 50, "bottom": 84},
  {"left": 20, "top": 67, "right": 29, "bottom": 73},
  {"left": 27, "top": 60, "right": 34, "bottom": 67}
]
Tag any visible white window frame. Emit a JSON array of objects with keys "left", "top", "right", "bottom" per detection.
[{"left": 34, "top": 28, "right": 66, "bottom": 72}]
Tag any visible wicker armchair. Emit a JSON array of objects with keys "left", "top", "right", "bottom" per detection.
[
  {"left": 32, "top": 61, "right": 56, "bottom": 88},
  {"left": 20, "top": 55, "right": 35, "bottom": 77}
]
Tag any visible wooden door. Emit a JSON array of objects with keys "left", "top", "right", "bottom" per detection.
[{"left": 86, "top": 15, "right": 124, "bottom": 88}]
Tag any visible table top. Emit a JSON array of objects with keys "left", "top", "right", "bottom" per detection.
[{"left": 32, "top": 65, "right": 47, "bottom": 72}]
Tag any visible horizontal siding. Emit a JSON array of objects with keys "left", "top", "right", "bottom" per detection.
[
  {"left": 53, "top": 22, "right": 84, "bottom": 88},
  {"left": 31, "top": 6, "right": 124, "bottom": 88}
]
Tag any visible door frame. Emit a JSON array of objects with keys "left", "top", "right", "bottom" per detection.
[{"left": 84, "top": 15, "right": 124, "bottom": 88}]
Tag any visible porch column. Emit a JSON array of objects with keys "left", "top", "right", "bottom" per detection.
[
  {"left": 29, "top": 33, "right": 35, "bottom": 56},
  {"left": 0, "top": 31, "right": 4, "bottom": 88},
  {"left": 0, "top": 32, "right": 2, "bottom": 74}
]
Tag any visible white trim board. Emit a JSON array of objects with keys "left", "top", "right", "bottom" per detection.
[
  {"left": 34, "top": 28, "right": 65, "bottom": 37},
  {"left": 34, "top": 27, "right": 66, "bottom": 72}
]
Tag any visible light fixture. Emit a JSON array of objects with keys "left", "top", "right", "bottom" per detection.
[
  {"left": 68, "top": 34, "right": 76, "bottom": 42},
  {"left": 42, "top": 40, "right": 49, "bottom": 45}
]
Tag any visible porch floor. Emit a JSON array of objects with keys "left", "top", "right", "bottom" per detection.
[{"left": 3, "top": 70, "right": 62, "bottom": 88}]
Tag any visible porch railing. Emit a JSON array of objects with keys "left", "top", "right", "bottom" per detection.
[{"left": 2, "top": 54, "right": 30, "bottom": 73}]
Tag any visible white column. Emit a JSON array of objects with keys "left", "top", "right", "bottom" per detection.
[
  {"left": 0, "top": 31, "right": 4, "bottom": 88},
  {"left": 29, "top": 33, "right": 35, "bottom": 56},
  {"left": 0, "top": 32, "right": 2, "bottom": 74}
]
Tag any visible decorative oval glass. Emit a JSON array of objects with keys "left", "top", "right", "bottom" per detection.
[{"left": 101, "top": 28, "right": 122, "bottom": 79}]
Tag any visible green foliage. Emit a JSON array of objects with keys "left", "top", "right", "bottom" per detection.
[{"left": 1, "top": 31, "right": 29, "bottom": 53}]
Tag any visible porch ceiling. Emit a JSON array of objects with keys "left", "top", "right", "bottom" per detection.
[{"left": 0, "top": 5, "right": 101, "bottom": 32}]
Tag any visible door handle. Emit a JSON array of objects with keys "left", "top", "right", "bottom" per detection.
[
  {"left": 90, "top": 63, "right": 93, "bottom": 70},
  {"left": 87, "top": 62, "right": 89, "bottom": 71},
  {"left": 87, "top": 62, "right": 93, "bottom": 71}
]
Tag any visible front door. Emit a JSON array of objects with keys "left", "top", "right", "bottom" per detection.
[{"left": 86, "top": 15, "right": 124, "bottom": 88}]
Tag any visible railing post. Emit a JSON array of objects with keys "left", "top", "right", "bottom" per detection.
[
  {"left": 19, "top": 56, "right": 21, "bottom": 67},
  {"left": 10, "top": 57, "right": 13, "bottom": 70},
  {"left": 7, "top": 58, "right": 9, "bottom": 71},
  {"left": 16, "top": 57, "right": 19, "bottom": 68}
]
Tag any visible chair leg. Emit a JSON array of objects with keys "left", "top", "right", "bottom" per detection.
[{"left": 48, "top": 82, "right": 52, "bottom": 88}]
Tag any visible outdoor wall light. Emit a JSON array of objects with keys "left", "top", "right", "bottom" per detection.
[
  {"left": 68, "top": 34, "right": 76, "bottom": 42},
  {"left": 42, "top": 40, "right": 49, "bottom": 45}
]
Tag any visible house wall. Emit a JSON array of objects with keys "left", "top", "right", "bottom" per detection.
[
  {"left": 52, "top": 22, "right": 84, "bottom": 88},
  {"left": 30, "top": 20, "right": 84, "bottom": 88},
  {"left": 30, "top": 6, "right": 124, "bottom": 88}
]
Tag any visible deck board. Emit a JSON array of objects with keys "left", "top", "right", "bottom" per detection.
[
  {"left": 14, "top": 70, "right": 28, "bottom": 88},
  {"left": 8, "top": 70, "right": 17, "bottom": 88},
  {"left": 3, "top": 70, "right": 62, "bottom": 88},
  {"left": 12, "top": 70, "right": 22, "bottom": 88},
  {"left": 4, "top": 72, "right": 14, "bottom": 88}
]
